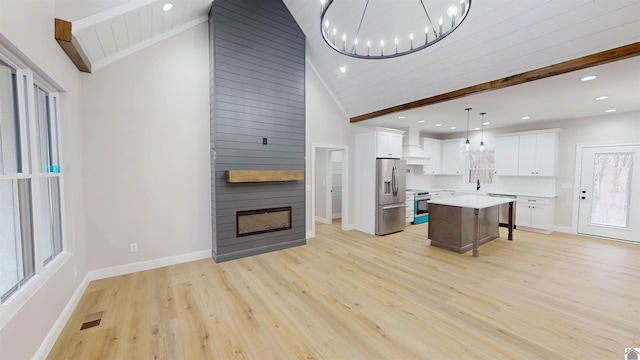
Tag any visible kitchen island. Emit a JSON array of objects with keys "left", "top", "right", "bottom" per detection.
[{"left": 428, "top": 195, "right": 514, "bottom": 257}]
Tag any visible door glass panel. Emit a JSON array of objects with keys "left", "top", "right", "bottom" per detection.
[{"left": 590, "top": 152, "right": 633, "bottom": 227}]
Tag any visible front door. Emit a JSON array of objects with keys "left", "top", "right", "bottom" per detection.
[{"left": 577, "top": 144, "right": 640, "bottom": 242}]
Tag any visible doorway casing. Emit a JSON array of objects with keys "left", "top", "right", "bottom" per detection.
[{"left": 310, "top": 143, "right": 350, "bottom": 238}]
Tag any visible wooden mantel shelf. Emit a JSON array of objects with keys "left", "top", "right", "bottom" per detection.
[{"left": 226, "top": 170, "right": 304, "bottom": 183}]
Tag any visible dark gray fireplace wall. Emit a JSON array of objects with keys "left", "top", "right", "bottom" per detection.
[{"left": 209, "top": 0, "right": 306, "bottom": 262}]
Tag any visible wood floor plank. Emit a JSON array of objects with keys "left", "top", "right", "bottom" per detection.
[{"left": 48, "top": 221, "right": 640, "bottom": 359}]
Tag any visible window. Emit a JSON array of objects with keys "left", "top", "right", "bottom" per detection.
[
  {"left": 0, "top": 54, "right": 65, "bottom": 303},
  {"left": 468, "top": 150, "right": 495, "bottom": 185}
]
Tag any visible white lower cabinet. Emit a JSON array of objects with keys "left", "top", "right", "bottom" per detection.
[
  {"left": 406, "top": 193, "right": 415, "bottom": 223},
  {"left": 516, "top": 196, "right": 554, "bottom": 234}
]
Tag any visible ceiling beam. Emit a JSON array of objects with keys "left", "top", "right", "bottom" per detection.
[
  {"left": 350, "top": 42, "right": 640, "bottom": 123},
  {"left": 54, "top": 18, "right": 92, "bottom": 73}
]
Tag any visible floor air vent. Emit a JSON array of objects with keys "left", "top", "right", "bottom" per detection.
[{"left": 80, "top": 311, "right": 104, "bottom": 331}]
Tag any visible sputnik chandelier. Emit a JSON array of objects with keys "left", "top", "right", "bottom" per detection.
[{"left": 320, "top": 0, "right": 472, "bottom": 59}]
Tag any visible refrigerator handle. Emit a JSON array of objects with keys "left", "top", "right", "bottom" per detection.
[{"left": 392, "top": 165, "right": 398, "bottom": 196}]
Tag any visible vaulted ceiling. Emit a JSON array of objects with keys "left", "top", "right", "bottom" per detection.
[{"left": 55, "top": 0, "right": 640, "bottom": 134}]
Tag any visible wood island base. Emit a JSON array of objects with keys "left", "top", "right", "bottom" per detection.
[{"left": 428, "top": 203, "right": 500, "bottom": 254}]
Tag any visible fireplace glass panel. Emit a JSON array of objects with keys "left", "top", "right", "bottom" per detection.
[{"left": 237, "top": 207, "right": 292, "bottom": 237}]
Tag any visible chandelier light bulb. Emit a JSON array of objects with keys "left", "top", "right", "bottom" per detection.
[{"left": 448, "top": 5, "right": 458, "bottom": 26}]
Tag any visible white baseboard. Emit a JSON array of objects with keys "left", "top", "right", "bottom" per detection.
[
  {"left": 553, "top": 225, "right": 575, "bottom": 234},
  {"left": 306, "top": 231, "right": 315, "bottom": 239},
  {"left": 343, "top": 223, "right": 355, "bottom": 231},
  {"left": 88, "top": 249, "right": 212, "bottom": 281},
  {"left": 314, "top": 216, "right": 331, "bottom": 225},
  {"left": 33, "top": 274, "right": 90, "bottom": 360}
]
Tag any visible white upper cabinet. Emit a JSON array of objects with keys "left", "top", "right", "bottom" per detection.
[
  {"left": 494, "top": 129, "right": 560, "bottom": 177},
  {"left": 494, "top": 136, "right": 519, "bottom": 176},
  {"left": 421, "top": 138, "right": 441, "bottom": 175},
  {"left": 376, "top": 131, "right": 403, "bottom": 159},
  {"left": 517, "top": 132, "right": 558, "bottom": 176},
  {"left": 441, "top": 139, "right": 466, "bottom": 175}
]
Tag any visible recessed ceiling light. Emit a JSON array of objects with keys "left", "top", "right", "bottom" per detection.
[
  {"left": 418, "top": 120, "right": 425, "bottom": 123},
  {"left": 163, "top": 3, "right": 173, "bottom": 11},
  {"left": 483, "top": 122, "right": 490, "bottom": 125},
  {"left": 474, "top": 127, "right": 480, "bottom": 130},
  {"left": 596, "top": 96, "right": 609, "bottom": 100},
  {"left": 450, "top": 126, "right": 457, "bottom": 130},
  {"left": 580, "top": 75, "right": 596, "bottom": 81},
  {"left": 435, "top": 123, "right": 442, "bottom": 127},
  {"left": 398, "top": 115, "right": 405, "bottom": 119},
  {"left": 521, "top": 116, "right": 530, "bottom": 120},
  {"left": 605, "top": 109, "right": 616, "bottom": 113},
  {"left": 339, "top": 66, "right": 346, "bottom": 73}
]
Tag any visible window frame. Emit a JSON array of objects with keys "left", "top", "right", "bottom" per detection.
[
  {"left": 468, "top": 149, "right": 496, "bottom": 185},
  {"left": 0, "top": 48, "right": 68, "bottom": 307}
]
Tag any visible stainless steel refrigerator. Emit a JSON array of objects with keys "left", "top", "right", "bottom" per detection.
[{"left": 376, "top": 158, "right": 406, "bottom": 235}]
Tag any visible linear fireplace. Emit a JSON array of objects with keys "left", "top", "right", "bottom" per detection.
[{"left": 236, "top": 207, "right": 292, "bottom": 237}]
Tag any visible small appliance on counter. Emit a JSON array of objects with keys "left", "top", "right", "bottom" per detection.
[{"left": 413, "top": 191, "right": 431, "bottom": 224}]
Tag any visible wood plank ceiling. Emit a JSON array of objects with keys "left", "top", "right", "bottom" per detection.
[{"left": 56, "top": 0, "right": 640, "bottom": 132}]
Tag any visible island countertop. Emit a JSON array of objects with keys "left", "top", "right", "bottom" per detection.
[{"left": 428, "top": 195, "right": 515, "bottom": 209}]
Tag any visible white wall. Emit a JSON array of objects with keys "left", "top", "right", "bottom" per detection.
[
  {"left": 80, "top": 23, "right": 212, "bottom": 270},
  {"left": 305, "top": 61, "right": 353, "bottom": 233},
  {"left": 315, "top": 148, "right": 328, "bottom": 221},
  {"left": 0, "top": 1, "right": 86, "bottom": 359}
]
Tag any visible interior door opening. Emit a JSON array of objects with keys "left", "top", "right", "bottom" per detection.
[{"left": 311, "top": 144, "right": 349, "bottom": 237}]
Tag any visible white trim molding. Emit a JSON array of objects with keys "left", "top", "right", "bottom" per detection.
[{"left": 87, "top": 249, "right": 212, "bottom": 281}]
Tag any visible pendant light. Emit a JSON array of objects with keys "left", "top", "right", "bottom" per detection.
[
  {"left": 464, "top": 108, "right": 471, "bottom": 151},
  {"left": 479, "top": 112, "right": 486, "bottom": 152}
]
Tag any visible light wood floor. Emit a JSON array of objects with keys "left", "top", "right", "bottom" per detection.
[{"left": 48, "top": 222, "right": 640, "bottom": 359}]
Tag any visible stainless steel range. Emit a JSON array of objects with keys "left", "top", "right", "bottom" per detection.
[{"left": 414, "top": 191, "right": 431, "bottom": 224}]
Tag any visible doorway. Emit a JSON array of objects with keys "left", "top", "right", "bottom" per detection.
[
  {"left": 311, "top": 144, "right": 349, "bottom": 238},
  {"left": 577, "top": 144, "right": 640, "bottom": 242}
]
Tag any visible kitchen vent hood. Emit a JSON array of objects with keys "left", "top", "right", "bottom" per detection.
[{"left": 402, "top": 128, "right": 430, "bottom": 165}]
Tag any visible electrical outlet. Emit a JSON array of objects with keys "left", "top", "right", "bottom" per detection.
[{"left": 130, "top": 243, "right": 138, "bottom": 253}]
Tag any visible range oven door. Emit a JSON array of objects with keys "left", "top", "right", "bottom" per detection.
[{"left": 414, "top": 195, "right": 430, "bottom": 224}]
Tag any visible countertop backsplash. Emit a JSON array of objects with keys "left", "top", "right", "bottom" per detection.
[{"left": 407, "top": 169, "right": 557, "bottom": 197}]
